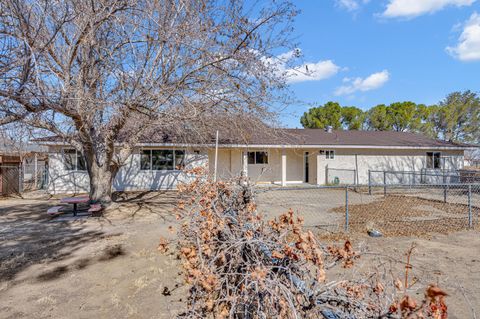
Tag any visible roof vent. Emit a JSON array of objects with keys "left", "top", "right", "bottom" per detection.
[{"left": 325, "top": 126, "right": 333, "bottom": 133}]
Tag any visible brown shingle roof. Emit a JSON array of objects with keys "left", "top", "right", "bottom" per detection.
[
  {"left": 242, "top": 129, "right": 472, "bottom": 148},
  {"left": 33, "top": 129, "right": 473, "bottom": 149}
]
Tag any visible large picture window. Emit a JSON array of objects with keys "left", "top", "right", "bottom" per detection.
[
  {"left": 141, "top": 150, "right": 185, "bottom": 170},
  {"left": 63, "top": 149, "right": 86, "bottom": 171},
  {"left": 247, "top": 151, "right": 268, "bottom": 164},
  {"left": 426, "top": 152, "right": 441, "bottom": 169}
]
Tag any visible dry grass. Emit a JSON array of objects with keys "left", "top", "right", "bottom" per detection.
[{"left": 332, "top": 195, "right": 479, "bottom": 236}]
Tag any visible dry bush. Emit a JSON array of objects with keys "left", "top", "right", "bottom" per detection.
[{"left": 163, "top": 169, "right": 448, "bottom": 318}]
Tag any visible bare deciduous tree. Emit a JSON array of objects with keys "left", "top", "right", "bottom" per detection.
[
  {"left": 0, "top": 0, "right": 297, "bottom": 203},
  {"left": 0, "top": 123, "right": 34, "bottom": 159}
]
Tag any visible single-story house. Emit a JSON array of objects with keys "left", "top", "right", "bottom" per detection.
[{"left": 36, "top": 129, "right": 471, "bottom": 194}]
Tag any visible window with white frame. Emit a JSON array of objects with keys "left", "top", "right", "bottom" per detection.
[
  {"left": 140, "top": 149, "right": 185, "bottom": 170},
  {"left": 319, "top": 150, "right": 335, "bottom": 159},
  {"left": 247, "top": 151, "right": 268, "bottom": 164},
  {"left": 426, "top": 152, "right": 441, "bottom": 169},
  {"left": 326, "top": 150, "right": 335, "bottom": 159},
  {"left": 63, "top": 149, "right": 86, "bottom": 171}
]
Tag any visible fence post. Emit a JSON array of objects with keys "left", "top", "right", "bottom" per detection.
[
  {"left": 18, "top": 164, "right": 23, "bottom": 194},
  {"left": 443, "top": 171, "right": 447, "bottom": 203},
  {"left": 468, "top": 184, "right": 472, "bottom": 228},
  {"left": 368, "top": 170, "right": 371, "bottom": 195},
  {"left": 325, "top": 165, "right": 329, "bottom": 185},
  {"left": 383, "top": 171, "right": 387, "bottom": 197},
  {"left": 345, "top": 186, "right": 349, "bottom": 232}
]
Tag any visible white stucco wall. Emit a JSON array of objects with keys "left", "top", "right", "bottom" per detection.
[
  {"left": 47, "top": 145, "right": 465, "bottom": 193},
  {"left": 316, "top": 148, "right": 464, "bottom": 185},
  {"left": 208, "top": 147, "right": 464, "bottom": 186},
  {"left": 47, "top": 146, "right": 208, "bottom": 194},
  {"left": 209, "top": 149, "right": 305, "bottom": 184}
]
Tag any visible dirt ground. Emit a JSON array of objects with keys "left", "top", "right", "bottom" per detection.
[
  {"left": 256, "top": 187, "right": 480, "bottom": 236},
  {"left": 0, "top": 191, "right": 479, "bottom": 318}
]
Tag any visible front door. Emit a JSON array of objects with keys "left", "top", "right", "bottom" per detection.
[{"left": 304, "top": 152, "right": 309, "bottom": 183}]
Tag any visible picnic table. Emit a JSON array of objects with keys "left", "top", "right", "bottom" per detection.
[{"left": 60, "top": 195, "right": 90, "bottom": 216}]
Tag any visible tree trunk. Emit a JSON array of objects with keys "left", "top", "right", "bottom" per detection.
[
  {"left": 88, "top": 166, "right": 116, "bottom": 204},
  {"left": 85, "top": 148, "right": 119, "bottom": 205}
]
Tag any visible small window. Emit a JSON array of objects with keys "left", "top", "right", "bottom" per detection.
[
  {"left": 141, "top": 149, "right": 185, "bottom": 171},
  {"left": 325, "top": 150, "right": 335, "bottom": 160},
  {"left": 63, "top": 149, "right": 86, "bottom": 171},
  {"left": 426, "top": 152, "right": 441, "bottom": 169},
  {"left": 247, "top": 151, "right": 268, "bottom": 164}
]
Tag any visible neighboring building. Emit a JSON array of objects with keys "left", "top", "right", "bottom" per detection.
[
  {"left": 0, "top": 138, "right": 49, "bottom": 191},
  {"left": 464, "top": 147, "right": 480, "bottom": 168},
  {"left": 36, "top": 129, "right": 471, "bottom": 194}
]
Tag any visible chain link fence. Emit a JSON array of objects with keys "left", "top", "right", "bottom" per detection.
[
  {"left": 0, "top": 163, "right": 48, "bottom": 196},
  {"left": 256, "top": 183, "right": 480, "bottom": 237},
  {"left": 22, "top": 164, "right": 48, "bottom": 191},
  {"left": 368, "top": 169, "right": 461, "bottom": 186}
]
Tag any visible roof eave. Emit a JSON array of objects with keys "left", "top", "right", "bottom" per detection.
[{"left": 37, "top": 141, "right": 471, "bottom": 150}]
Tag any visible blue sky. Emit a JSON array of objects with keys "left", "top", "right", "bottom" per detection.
[{"left": 279, "top": 0, "right": 480, "bottom": 127}]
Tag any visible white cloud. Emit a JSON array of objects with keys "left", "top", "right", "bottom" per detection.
[
  {"left": 446, "top": 12, "right": 480, "bottom": 61},
  {"left": 383, "top": 0, "right": 476, "bottom": 18},
  {"left": 336, "top": 0, "right": 370, "bottom": 11},
  {"left": 265, "top": 49, "right": 341, "bottom": 84},
  {"left": 284, "top": 60, "right": 341, "bottom": 84},
  {"left": 335, "top": 70, "right": 390, "bottom": 95}
]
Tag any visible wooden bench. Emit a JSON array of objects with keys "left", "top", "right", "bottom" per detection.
[{"left": 47, "top": 206, "right": 64, "bottom": 216}]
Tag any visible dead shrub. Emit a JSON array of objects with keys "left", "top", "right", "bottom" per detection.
[{"left": 163, "top": 170, "right": 448, "bottom": 318}]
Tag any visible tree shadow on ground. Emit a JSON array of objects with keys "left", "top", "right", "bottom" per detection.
[
  {"left": 0, "top": 201, "right": 106, "bottom": 282},
  {"left": 0, "top": 191, "right": 179, "bottom": 284},
  {"left": 112, "top": 190, "right": 179, "bottom": 203},
  {"left": 35, "top": 244, "right": 126, "bottom": 282},
  {"left": 110, "top": 190, "right": 180, "bottom": 221}
]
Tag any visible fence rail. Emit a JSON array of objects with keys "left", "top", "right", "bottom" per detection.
[
  {"left": 368, "top": 169, "right": 462, "bottom": 187},
  {"left": 256, "top": 183, "right": 480, "bottom": 237}
]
